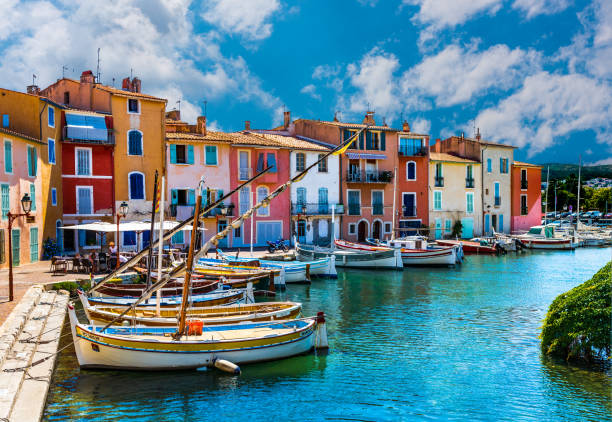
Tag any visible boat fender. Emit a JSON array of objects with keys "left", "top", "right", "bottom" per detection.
[
  {"left": 315, "top": 311, "right": 329, "bottom": 349},
  {"left": 246, "top": 282, "right": 254, "bottom": 304},
  {"left": 213, "top": 358, "right": 241, "bottom": 375}
]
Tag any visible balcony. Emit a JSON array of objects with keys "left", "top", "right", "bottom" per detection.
[
  {"left": 466, "top": 178, "right": 475, "bottom": 188},
  {"left": 494, "top": 196, "right": 501, "bottom": 207},
  {"left": 402, "top": 206, "right": 417, "bottom": 217},
  {"left": 372, "top": 203, "right": 384, "bottom": 215},
  {"left": 398, "top": 146, "right": 428, "bottom": 157},
  {"left": 521, "top": 206, "right": 528, "bottom": 215},
  {"left": 435, "top": 176, "right": 444, "bottom": 187},
  {"left": 203, "top": 203, "right": 235, "bottom": 218},
  {"left": 169, "top": 204, "right": 194, "bottom": 219},
  {"left": 346, "top": 170, "right": 393, "bottom": 184},
  {"left": 291, "top": 203, "right": 344, "bottom": 215},
  {"left": 521, "top": 180, "right": 528, "bottom": 189},
  {"left": 348, "top": 203, "right": 361, "bottom": 216},
  {"left": 239, "top": 168, "right": 252, "bottom": 181},
  {"left": 63, "top": 126, "right": 115, "bottom": 144}
]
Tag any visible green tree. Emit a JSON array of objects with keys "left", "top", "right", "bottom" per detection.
[{"left": 540, "top": 262, "right": 611, "bottom": 361}]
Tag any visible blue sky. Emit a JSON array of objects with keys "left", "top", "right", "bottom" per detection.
[{"left": 0, "top": 0, "right": 610, "bottom": 165}]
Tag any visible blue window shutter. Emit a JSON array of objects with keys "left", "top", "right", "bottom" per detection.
[
  {"left": 217, "top": 190, "right": 224, "bottom": 203},
  {"left": 48, "top": 107, "right": 54, "bottom": 126},
  {"left": 188, "top": 189, "right": 195, "bottom": 205},
  {"left": 201, "top": 188, "right": 207, "bottom": 207},
  {"left": 267, "top": 153, "right": 277, "bottom": 173},
  {"left": 2, "top": 115, "right": 8, "bottom": 127},
  {"left": 171, "top": 189, "right": 178, "bottom": 205},
  {"left": 78, "top": 229, "right": 86, "bottom": 247},
  {"left": 359, "top": 131, "right": 364, "bottom": 149},
  {"left": 188, "top": 145, "right": 194, "bottom": 164},
  {"left": 130, "top": 173, "right": 144, "bottom": 199},
  {"left": 170, "top": 145, "right": 177, "bottom": 164},
  {"left": 256, "top": 153, "right": 264, "bottom": 172},
  {"left": 30, "top": 184, "right": 36, "bottom": 211},
  {"left": 499, "top": 158, "right": 503, "bottom": 172},
  {"left": 499, "top": 214, "right": 504, "bottom": 232},
  {"left": 129, "top": 131, "right": 142, "bottom": 155},
  {"left": 205, "top": 146, "right": 217, "bottom": 165},
  {"left": 381, "top": 132, "right": 386, "bottom": 151},
  {"left": 366, "top": 131, "right": 372, "bottom": 150},
  {"left": 487, "top": 158, "right": 491, "bottom": 172}
]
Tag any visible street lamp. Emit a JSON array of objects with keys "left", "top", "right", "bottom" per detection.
[
  {"left": 7, "top": 194, "right": 32, "bottom": 302},
  {"left": 115, "top": 201, "right": 129, "bottom": 269}
]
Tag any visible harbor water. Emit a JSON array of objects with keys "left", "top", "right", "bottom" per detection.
[{"left": 44, "top": 248, "right": 611, "bottom": 421}]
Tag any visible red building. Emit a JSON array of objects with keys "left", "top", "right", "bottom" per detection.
[
  {"left": 511, "top": 161, "right": 542, "bottom": 233},
  {"left": 396, "top": 122, "right": 430, "bottom": 235}
]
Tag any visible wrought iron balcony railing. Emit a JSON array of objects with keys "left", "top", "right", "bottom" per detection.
[
  {"left": 348, "top": 203, "right": 361, "bottom": 215},
  {"left": 434, "top": 176, "right": 444, "bottom": 187},
  {"left": 346, "top": 170, "right": 393, "bottom": 183},
  {"left": 398, "top": 146, "right": 428, "bottom": 157},
  {"left": 291, "top": 203, "right": 344, "bottom": 215},
  {"left": 63, "top": 126, "right": 115, "bottom": 144},
  {"left": 466, "top": 178, "right": 475, "bottom": 188},
  {"left": 402, "top": 206, "right": 417, "bottom": 217}
]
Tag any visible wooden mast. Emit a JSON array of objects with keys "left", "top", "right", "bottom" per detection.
[{"left": 175, "top": 183, "right": 203, "bottom": 339}]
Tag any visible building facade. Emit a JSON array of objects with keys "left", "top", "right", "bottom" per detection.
[
  {"left": 428, "top": 152, "right": 482, "bottom": 239},
  {"left": 511, "top": 161, "right": 542, "bottom": 233}
]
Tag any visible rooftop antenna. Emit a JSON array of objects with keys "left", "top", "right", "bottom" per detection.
[
  {"left": 32, "top": 74, "right": 37, "bottom": 85},
  {"left": 62, "top": 65, "right": 68, "bottom": 79},
  {"left": 472, "top": 119, "right": 476, "bottom": 138},
  {"left": 130, "top": 68, "right": 133, "bottom": 79},
  {"left": 96, "top": 48, "right": 101, "bottom": 83},
  {"left": 203, "top": 100, "right": 207, "bottom": 117},
  {"left": 112, "top": 77, "right": 115, "bottom": 87},
  {"left": 176, "top": 100, "right": 181, "bottom": 112}
]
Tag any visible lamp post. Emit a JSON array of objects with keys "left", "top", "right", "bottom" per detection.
[
  {"left": 7, "top": 194, "right": 32, "bottom": 302},
  {"left": 115, "top": 201, "right": 128, "bottom": 269}
]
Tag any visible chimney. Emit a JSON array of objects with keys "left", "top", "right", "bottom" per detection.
[
  {"left": 363, "top": 111, "right": 375, "bottom": 125},
  {"left": 166, "top": 110, "right": 181, "bottom": 121},
  {"left": 80, "top": 70, "right": 95, "bottom": 84},
  {"left": 197, "top": 116, "right": 207, "bottom": 136},
  {"left": 476, "top": 127, "right": 481, "bottom": 141},
  {"left": 333, "top": 111, "right": 339, "bottom": 122},
  {"left": 122, "top": 77, "right": 131, "bottom": 91},
  {"left": 402, "top": 120, "right": 410, "bottom": 132},
  {"left": 433, "top": 138, "right": 441, "bottom": 153},
  {"left": 132, "top": 77, "right": 141, "bottom": 93},
  {"left": 283, "top": 111, "right": 291, "bottom": 129},
  {"left": 26, "top": 85, "right": 40, "bottom": 95},
  {"left": 245, "top": 120, "right": 251, "bottom": 130}
]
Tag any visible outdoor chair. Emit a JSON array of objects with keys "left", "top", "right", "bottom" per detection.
[
  {"left": 50, "top": 256, "right": 68, "bottom": 274},
  {"left": 98, "top": 253, "right": 109, "bottom": 272},
  {"left": 80, "top": 258, "right": 93, "bottom": 274},
  {"left": 72, "top": 257, "right": 82, "bottom": 273}
]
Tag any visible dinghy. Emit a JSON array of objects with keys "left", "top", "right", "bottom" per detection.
[
  {"left": 354, "top": 238, "right": 457, "bottom": 266},
  {"left": 296, "top": 241, "right": 402, "bottom": 269}
]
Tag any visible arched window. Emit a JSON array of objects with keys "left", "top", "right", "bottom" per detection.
[
  {"left": 128, "top": 172, "right": 145, "bottom": 200},
  {"left": 55, "top": 220, "right": 63, "bottom": 252},
  {"left": 406, "top": 161, "right": 416, "bottom": 181},
  {"left": 128, "top": 130, "right": 143, "bottom": 156},
  {"left": 256, "top": 186, "right": 269, "bottom": 216}
]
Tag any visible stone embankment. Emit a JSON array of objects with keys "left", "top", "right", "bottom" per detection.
[{"left": 0, "top": 285, "right": 69, "bottom": 421}]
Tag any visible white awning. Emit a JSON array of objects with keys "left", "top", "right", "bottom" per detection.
[{"left": 62, "top": 221, "right": 205, "bottom": 232}]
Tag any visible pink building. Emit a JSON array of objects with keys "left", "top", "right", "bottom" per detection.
[{"left": 511, "top": 161, "right": 542, "bottom": 233}]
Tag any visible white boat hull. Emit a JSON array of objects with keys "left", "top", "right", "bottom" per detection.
[
  {"left": 517, "top": 238, "right": 577, "bottom": 249},
  {"left": 400, "top": 248, "right": 456, "bottom": 266}
]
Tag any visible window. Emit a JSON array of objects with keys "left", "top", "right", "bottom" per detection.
[
  {"left": 234, "top": 225, "right": 242, "bottom": 238},
  {"left": 295, "top": 152, "right": 305, "bottom": 172},
  {"left": 318, "top": 188, "right": 328, "bottom": 213},
  {"left": 128, "top": 130, "right": 143, "bottom": 156},
  {"left": 3, "top": 140, "right": 11, "bottom": 173},
  {"left": 297, "top": 221, "right": 306, "bottom": 238},
  {"left": 128, "top": 99, "right": 139, "bottom": 114},
  {"left": 129, "top": 172, "right": 145, "bottom": 200},
  {"left": 348, "top": 223, "right": 356, "bottom": 235},
  {"left": 27, "top": 146, "right": 37, "bottom": 177},
  {"left": 372, "top": 191, "right": 383, "bottom": 215},
  {"left": 499, "top": 158, "right": 509, "bottom": 174},
  {"left": 520, "top": 194, "right": 528, "bottom": 215},
  {"left": 521, "top": 169, "right": 528, "bottom": 189},
  {"left": 399, "top": 138, "right": 425, "bottom": 156},
  {"left": 123, "top": 231, "right": 137, "bottom": 246},
  {"left": 445, "top": 219, "right": 452, "bottom": 233},
  {"left": 348, "top": 190, "right": 360, "bottom": 215},
  {"left": 64, "top": 92, "right": 70, "bottom": 105},
  {"left": 466, "top": 192, "right": 474, "bottom": 214},
  {"left": 48, "top": 107, "right": 55, "bottom": 128},
  {"left": 239, "top": 187, "right": 250, "bottom": 214},
  {"left": 2, "top": 115, "right": 8, "bottom": 128},
  {"left": 30, "top": 227, "right": 39, "bottom": 262},
  {"left": 466, "top": 165, "right": 474, "bottom": 188},
  {"left": 434, "top": 191, "right": 442, "bottom": 210},
  {"left": 51, "top": 188, "right": 57, "bottom": 206},
  {"left": 0, "top": 229, "right": 4, "bottom": 264},
  {"left": 1, "top": 184, "right": 9, "bottom": 220},
  {"left": 171, "top": 230, "right": 184, "bottom": 245},
  {"left": 434, "top": 163, "right": 443, "bottom": 187},
  {"left": 494, "top": 182, "right": 501, "bottom": 206},
  {"left": 30, "top": 183, "right": 36, "bottom": 211},
  {"left": 318, "top": 154, "right": 328, "bottom": 172},
  {"left": 384, "top": 222, "right": 392, "bottom": 234},
  {"left": 205, "top": 145, "right": 218, "bottom": 165},
  {"left": 487, "top": 158, "right": 492, "bottom": 173},
  {"left": 256, "top": 186, "right": 269, "bottom": 216},
  {"left": 267, "top": 153, "right": 277, "bottom": 173},
  {"left": 75, "top": 148, "right": 91, "bottom": 176},
  {"left": 406, "top": 161, "right": 416, "bottom": 181},
  {"left": 239, "top": 151, "right": 250, "bottom": 180},
  {"left": 48, "top": 139, "right": 56, "bottom": 164},
  {"left": 366, "top": 131, "right": 384, "bottom": 151},
  {"left": 403, "top": 193, "right": 416, "bottom": 217},
  {"left": 76, "top": 186, "right": 93, "bottom": 215},
  {"left": 170, "top": 144, "right": 194, "bottom": 165},
  {"left": 296, "top": 187, "right": 307, "bottom": 205}
]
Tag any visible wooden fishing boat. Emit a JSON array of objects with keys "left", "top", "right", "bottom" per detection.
[
  {"left": 77, "top": 290, "right": 301, "bottom": 327},
  {"left": 382, "top": 238, "right": 457, "bottom": 266},
  {"left": 436, "top": 239, "right": 497, "bottom": 255},
  {"left": 68, "top": 303, "right": 327, "bottom": 370},
  {"left": 83, "top": 287, "right": 249, "bottom": 308},
  {"left": 515, "top": 225, "right": 579, "bottom": 250},
  {"left": 193, "top": 262, "right": 284, "bottom": 286},
  {"left": 93, "top": 279, "right": 220, "bottom": 298},
  {"left": 296, "top": 242, "right": 402, "bottom": 269}
]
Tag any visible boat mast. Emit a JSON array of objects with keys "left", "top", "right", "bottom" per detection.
[
  {"left": 391, "top": 166, "right": 397, "bottom": 240},
  {"left": 175, "top": 180, "right": 203, "bottom": 339},
  {"left": 576, "top": 155, "right": 581, "bottom": 228},
  {"left": 156, "top": 175, "right": 165, "bottom": 316},
  {"left": 545, "top": 166, "right": 549, "bottom": 225},
  {"left": 145, "top": 170, "right": 159, "bottom": 292}
]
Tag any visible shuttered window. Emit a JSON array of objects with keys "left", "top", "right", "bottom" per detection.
[
  {"left": 76, "top": 148, "right": 91, "bottom": 175},
  {"left": 295, "top": 153, "right": 305, "bottom": 172},
  {"left": 3, "top": 140, "right": 12, "bottom": 173},
  {"left": 434, "top": 191, "right": 442, "bottom": 210},
  {"left": 318, "top": 154, "right": 327, "bottom": 172},
  {"left": 0, "top": 229, "right": 4, "bottom": 264},
  {"left": 77, "top": 187, "right": 92, "bottom": 214},
  {"left": 267, "top": 153, "right": 277, "bottom": 173},
  {"left": 27, "top": 146, "right": 37, "bottom": 177},
  {"left": 129, "top": 173, "right": 145, "bottom": 200},
  {"left": 256, "top": 186, "right": 269, "bottom": 216},
  {"left": 296, "top": 187, "right": 306, "bottom": 205},
  {"left": 1, "top": 184, "right": 9, "bottom": 220},
  {"left": 48, "top": 107, "right": 55, "bottom": 128},
  {"left": 239, "top": 187, "right": 250, "bottom": 214},
  {"left": 466, "top": 193, "right": 474, "bottom": 214},
  {"left": 51, "top": 188, "right": 57, "bottom": 206},
  {"left": 406, "top": 161, "right": 416, "bottom": 180},
  {"left": 30, "top": 227, "right": 38, "bottom": 262},
  {"left": 48, "top": 139, "right": 56, "bottom": 164},
  {"left": 128, "top": 131, "right": 143, "bottom": 156},
  {"left": 30, "top": 184, "right": 36, "bottom": 211},
  {"left": 205, "top": 145, "right": 217, "bottom": 165}
]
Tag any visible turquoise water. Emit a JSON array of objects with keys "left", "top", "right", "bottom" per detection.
[{"left": 44, "top": 248, "right": 611, "bottom": 421}]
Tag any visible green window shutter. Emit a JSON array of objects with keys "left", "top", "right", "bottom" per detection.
[
  {"left": 201, "top": 188, "right": 208, "bottom": 207},
  {"left": 188, "top": 189, "right": 196, "bottom": 205},
  {"left": 205, "top": 146, "right": 217, "bottom": 165},
  {"left": 365, "top": 131, "right": 372, "bottom": 150},
  {"left": 30, "top": 227, "right": 38, "bottom": 262},
  {"left": 381, "top": 132, "right": 386, "bottom": 151},
  {"left": 171, "top": 189, "right": 178, "bottom": 205},
  {"left": 30, "top": 184, "right": 36, "bottom": 211},
  {"left": 187, "top": 145, "right": 194, "bottom": 164},
  {"left": 170, "top": 145, "right": 177, "bottom": 164},
  {"left": 27, "top": 147, "right": 32, "bottom": 177},
  {"left": 359, "top": 131, "right": 364, "bottom": 149},
  {"left": 1, "top": 184, "right": 9, "bottom": 220},
  {"left": 4, "top": 141, "right": 12, "bottom": 173},
  {"left": 499, "top": 158, "right": 503, "bottom": 172},
  {"left": 32, "top": 147, "right": 37, "bottom": 176}
]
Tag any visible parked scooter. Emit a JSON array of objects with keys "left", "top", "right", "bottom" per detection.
[{"left": 267, "top": 239, "right": 289, "bottom": 253}]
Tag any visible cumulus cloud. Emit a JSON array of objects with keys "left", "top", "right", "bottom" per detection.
[
  {"left": 0, "top": 0, "right": 282, "bottom": 125},
  {"left": 411, "top": 118, "right": 431, "bottom": 134},
  {"left": 300, "top": 84, "right": 321, "bottom": 100},
  {"left": 201, "top": 0, "right": 281, "bottom": 41},
  {"left": 512, "top": 0, "right": 572, "bottom": 19},
  {"left": 474, "top": 72, "right": 612, "bottom": 155}
]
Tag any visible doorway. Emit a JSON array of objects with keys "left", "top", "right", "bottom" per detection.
[
  {"left": 372, "top": 220, "right": 382, "bottom": 240},
  {"left": 357, "top": 221, "right": 368, "bottom": 242}
]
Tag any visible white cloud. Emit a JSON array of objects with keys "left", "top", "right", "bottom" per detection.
[
  {"left": 411, "top": 118, "right": 431, "bottom": 134},
  {"left": 300, "top": 84, "right": 321, "bottom": 100},
  {"left": 474, "top": 72, "right": 612, "bottom": 156},
  {"left": 401, "top": 44, "right": 540, "bottom": 107},
  {"left": 589, "top": 157, "right": 612, "bottom": 165},
  {"left": 512, "top": 0, "right": 572, "bottom": 19},
  {"left": 0, "top": 0, "right": 282, "bottom": 126},
  {"left": 201, "top": 0, "right": 281, "bottom": 41}
]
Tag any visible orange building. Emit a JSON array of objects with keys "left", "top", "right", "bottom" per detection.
[{"left": 511, "top": 161, "right": 542, "bottom": 233}]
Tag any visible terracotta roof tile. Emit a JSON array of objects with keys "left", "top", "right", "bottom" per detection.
[
  {"left": 295, "top": 118, "right": 396, "bottom": 131},
  {"left": 430, "top": 152, "right": 479, "bottom": 164},
  {"left": 96, "top": 85, "right": 167, "bottom": 102},
  {"left": 0, "top": 127, "right": 46, "bottom": 145},
  {"left": 513, "top": 161, "right": 541, "bottom": 168},
  {"left": 166, "top": 131, "right": 234, "bottom": 143}
]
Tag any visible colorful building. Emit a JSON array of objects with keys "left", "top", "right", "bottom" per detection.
[
  {"left": 293, "top": 112, "right": 397, "bottom": 242},
  {"left": 396, "top": 122, "right": 430, "bottom": 236},
  {"left": 511, "top": 161, "right": 542, "bottom": 233},
  {"left": 428, "top": 148, "right": 483, "bottom": 239}
]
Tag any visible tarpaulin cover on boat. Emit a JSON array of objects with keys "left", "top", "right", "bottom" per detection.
[
  {"left": 65, "top": 113, "right": 108, "bottom": 141},
  {"left": 346, "top": 153, "right": 386, "bottom": 160}
]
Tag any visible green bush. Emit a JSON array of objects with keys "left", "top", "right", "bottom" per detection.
[
  {"left": 51, "top": 280, "right": 91, "bottom": 294},
  {"left": 540, "top": 262, "right": 611, "bottom": 361}
]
